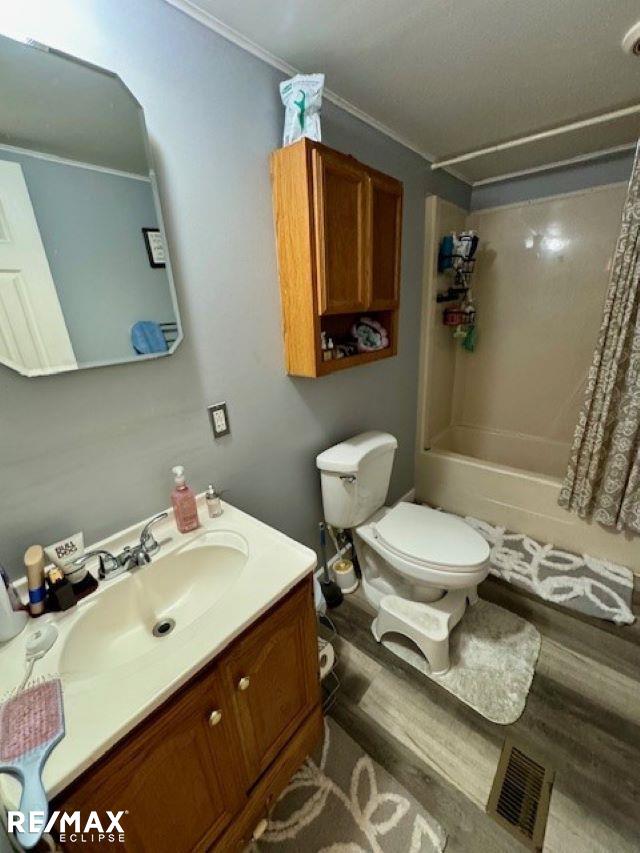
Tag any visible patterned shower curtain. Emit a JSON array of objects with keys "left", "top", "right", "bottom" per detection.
[{"left": 559, "top": 141, "right": 640, "bottom": 533}]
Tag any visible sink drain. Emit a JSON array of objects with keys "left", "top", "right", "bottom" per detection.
[{"left": 152, "top": 618, "right": 176, "bottom": 638}]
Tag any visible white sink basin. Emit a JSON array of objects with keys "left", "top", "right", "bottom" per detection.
[{"left": 60, "top": 530, "right": 249, "bottom": 678}]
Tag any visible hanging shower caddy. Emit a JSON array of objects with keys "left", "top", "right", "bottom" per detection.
[{"left": 437, "top": 231, "right": 479, "bottom": 351}]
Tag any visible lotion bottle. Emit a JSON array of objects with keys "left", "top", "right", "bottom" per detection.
[{"left": 171, "top": 465, "right": 200, "bottom": 533}]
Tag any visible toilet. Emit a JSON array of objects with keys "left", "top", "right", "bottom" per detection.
[{"left": 316, "top": 431, "right": 490, "bottom": 674}]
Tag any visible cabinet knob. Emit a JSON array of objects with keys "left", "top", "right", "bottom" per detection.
[
  {"left": 238, "top": 676, "right": 250, "bottom": 692},
  {"left": 208, "top": 709, "right": 222, "bottom": 727},
  {"left": 252, "top": 818, "right": 269, "bottom": 841}
]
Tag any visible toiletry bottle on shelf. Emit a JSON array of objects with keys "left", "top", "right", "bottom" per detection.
[
  {"left": 24, "top": 545, "right": 46, "bottom": 616},
  {"left": 0, "top": 563, "right": 28, "bottom": 642},
  {"left": 171, "top": 465, "right": 200, "bottom": 533},
  {"left": 206, "top": 484, "right": 223, "bottom": 518}
]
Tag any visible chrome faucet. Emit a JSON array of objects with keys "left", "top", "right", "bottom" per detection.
[
  {"left": 72, "top": 549, "right": 121, "bottom": 579},
  {"left": 71, "top": 512, "right": 169, "bottom": 581}
]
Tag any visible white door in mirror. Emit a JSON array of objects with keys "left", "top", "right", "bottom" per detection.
[{"left": 0, "top": 161, "right": 77, "bottom": 375}]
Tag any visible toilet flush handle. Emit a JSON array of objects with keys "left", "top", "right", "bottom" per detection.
[{"left": 340, "top": 475, "right": 356, "bottom": 484}]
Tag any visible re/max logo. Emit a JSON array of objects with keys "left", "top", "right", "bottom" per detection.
[{"left": 7, "top": 810, "right": 126, "bottom": 842}]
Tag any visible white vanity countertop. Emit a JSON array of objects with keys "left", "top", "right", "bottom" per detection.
[{"left": 0, "top": 498, "right": 316, "bottom": 806}]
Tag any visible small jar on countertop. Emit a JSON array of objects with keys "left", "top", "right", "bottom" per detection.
[
  {"left": 46, "top": 567, "right": 77, "bottom": 612},
  {"left": 206, "top": 484, "right": 223, "bottom": 518}
]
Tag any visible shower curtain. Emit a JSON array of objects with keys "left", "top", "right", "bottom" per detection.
[{"left": 559, "top": 141, "right": 640, "bottom": 533}]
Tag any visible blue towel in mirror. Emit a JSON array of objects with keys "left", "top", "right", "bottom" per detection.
[{"left": 131, "top": 321, "right": 168, "bottom": 355}]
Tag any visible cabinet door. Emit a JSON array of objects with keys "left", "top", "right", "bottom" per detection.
[
  {"left": 368, "top": 172, "right": 402, "bottom": 310},
  {"left": 222, "top": 580, "right": 320, "bottom": 782},
  {"left": 312, "top": 147, "right": 369, "bottom": 315},
  {"left": 57, "top": 667, "right": 245, "bottom": 853}
]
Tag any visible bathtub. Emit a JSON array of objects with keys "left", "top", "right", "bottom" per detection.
[{"left": 415, "top": 425, "right": 640, "bottom": 573}]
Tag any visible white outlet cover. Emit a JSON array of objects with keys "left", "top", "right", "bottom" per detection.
[{"left": 207, "top": 402, "right": 230, "bottom": 438}]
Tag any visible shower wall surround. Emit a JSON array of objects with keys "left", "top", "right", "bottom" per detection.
[
  {"left": 417, "top": 184, "right": 640, "bottom": 570},
  {"left": 461, "top": 183, "right": 628, "bottom": 451},
  {"left": 0, "top": 0, "right": 469, "bottom": 578}
]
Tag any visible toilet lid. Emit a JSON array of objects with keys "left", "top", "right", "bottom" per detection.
[{"left": 374, "top": 503, "right": 490, "bottom": 569}]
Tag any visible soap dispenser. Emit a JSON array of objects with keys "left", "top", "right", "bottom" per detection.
[
  {"left": 171, "top": 465, "right": 200, "bottom": 533},
  {"left": 0, "top": 563, "right": 28, "bottom": 642}
]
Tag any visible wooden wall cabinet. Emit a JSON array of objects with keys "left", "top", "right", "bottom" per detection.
[
  {"left": 55, "top": 579, "right": 322, "bottom": 853},
  {"left": 271, "top": 138, "right": 403, "bottom": 377}
]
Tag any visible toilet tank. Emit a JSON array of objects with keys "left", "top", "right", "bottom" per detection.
[{"left": 316, "top": 432, "right": 398, "bottom": 529}]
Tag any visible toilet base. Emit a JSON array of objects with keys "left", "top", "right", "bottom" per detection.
[{"left": 371, "top": 586, "right": 478, "bottom": 675}]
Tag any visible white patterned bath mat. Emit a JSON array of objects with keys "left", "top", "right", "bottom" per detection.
[
  {"left": 465, "top": 516, "right": 635, "bottom": 625},
  {"left": 382, "top": 599, "right": 540, "bottom": 725},
  {"left": 250, "top": 717, "right": 446, "bottom": 852}
]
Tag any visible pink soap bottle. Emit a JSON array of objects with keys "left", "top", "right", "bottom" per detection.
[{"left": 171, "top": 465, "right": 200, "bottom": 533}]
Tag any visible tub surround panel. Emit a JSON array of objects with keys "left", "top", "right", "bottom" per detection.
[
  {"left": 460, "top": 184, "right": 627, "bottom": 444},
  {"left": 432, "top": 424, "right": 570, "bottom": 479},
  {"left": 420, "top": 185, "right": 628, "bottom": 453},
  {"left": 418, "top": 197, "right": 467, "bottom": 448},
  {"left": 416, "top": 449, "right": 640, "bottom": 573}
]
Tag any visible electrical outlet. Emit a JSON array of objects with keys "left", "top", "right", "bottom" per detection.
[{"left": 208, "top": 402, "right": 230, "bottom": 438}]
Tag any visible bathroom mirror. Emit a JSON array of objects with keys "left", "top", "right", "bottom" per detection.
[{"left": 0, "top": 34, "right": 182, "bottom": 377}]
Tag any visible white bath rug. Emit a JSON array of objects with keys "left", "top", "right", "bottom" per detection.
[
  {"left": 382, "top": 599, "right": 540, "bottom": 725},
  {"left": 465, "top": 516, "right": 635, "bottom": 626}
]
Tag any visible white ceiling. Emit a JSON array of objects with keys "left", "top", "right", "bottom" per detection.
[{"left": 168, "top": 0, "right": 640, "bottom": 183}]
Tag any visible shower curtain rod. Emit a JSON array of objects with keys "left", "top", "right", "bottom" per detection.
[
  {"left": 430, "top": 104, "right": 640, "bottom": 171},
  {"left": 471, "top": 141, "right": 636, "bottom": 188}
]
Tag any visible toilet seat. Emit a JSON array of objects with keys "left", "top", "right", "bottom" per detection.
[{"left": 372, "top": 503, "right": 490, "bottom": 574}]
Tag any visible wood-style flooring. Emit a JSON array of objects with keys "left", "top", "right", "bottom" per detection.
[{"left": 326, "top": 577, "right": 640, "bottom": 852}]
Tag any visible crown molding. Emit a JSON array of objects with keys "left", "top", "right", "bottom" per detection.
[{"left": 162, "top": 0, "right": 471, "bottom": 185}]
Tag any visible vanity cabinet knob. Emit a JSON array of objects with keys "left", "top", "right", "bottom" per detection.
[
  {"left": 208, "top": 709, "right": 222, "bottom": 727},
  {"left": 238, "top": 676, "right": 250, "bottom": 692}
]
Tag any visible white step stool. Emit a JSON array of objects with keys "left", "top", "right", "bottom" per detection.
[{"left": 371, "top": 587, "right": 478, "bottom": 675}]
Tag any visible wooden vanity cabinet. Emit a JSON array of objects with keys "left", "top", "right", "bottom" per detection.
[
  {"left": 54, "top": 578, "right": 322, "bottom": 853},
  {"left": 271, "top": 138, "right": 403, "bottom": 377}
]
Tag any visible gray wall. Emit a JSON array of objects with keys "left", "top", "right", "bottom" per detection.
[
  {"left": 470, "top": 148, "right": 634, "bottom": 210},
  {"left": 0, "top": 148, "right": 175, "bottom": 364},
  {"left": 0, "top": 0, "right": 469, "bottom": 579}
]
